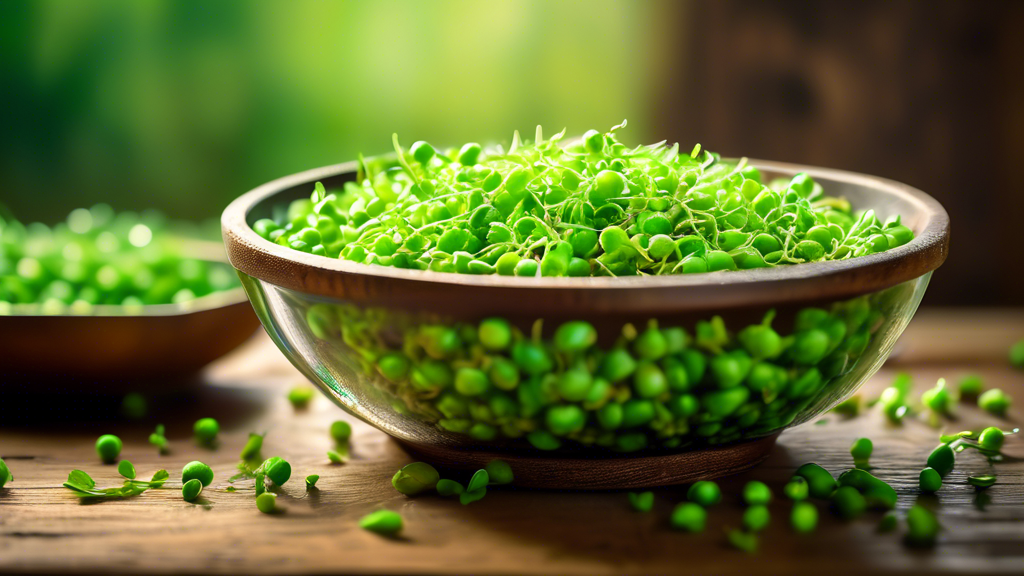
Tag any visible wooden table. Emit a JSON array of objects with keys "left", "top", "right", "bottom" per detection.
[{"left": 1, "top": 308, "right": 1022, "bottom": 575}]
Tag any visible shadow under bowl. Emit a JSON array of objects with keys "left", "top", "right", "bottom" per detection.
[{"left": 222, "top": 158, "right": 949, "bottom": 488}]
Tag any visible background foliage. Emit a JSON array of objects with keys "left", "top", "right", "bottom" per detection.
[{"left": 0, "top": 0, "right": 661, "bottom": 221}]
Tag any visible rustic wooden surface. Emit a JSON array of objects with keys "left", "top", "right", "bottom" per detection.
[{"left": 1, "top": 308, "right": 1022, "bottom": 575}]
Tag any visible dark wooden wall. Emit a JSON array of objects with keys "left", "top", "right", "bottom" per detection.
[{"left": 657, "top": 0, "right": 1024, "bottom": 306}]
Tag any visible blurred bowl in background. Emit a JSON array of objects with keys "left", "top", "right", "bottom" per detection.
[
  {"left": 0, "top": 286, "right": 259, "bottom": 390},
  {"left": 223, "top": 159, "right": 948, "bottom": 488}
]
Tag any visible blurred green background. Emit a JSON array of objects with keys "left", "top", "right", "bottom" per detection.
[
  {"left": 6, "top": 0, "right": 1024, "bottom": 305},
  {"left": 0, "top": 0, "right": 663, "bottom": 222}
]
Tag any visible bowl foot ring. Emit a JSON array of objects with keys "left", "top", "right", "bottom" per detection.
[{"left": 394, "top": 432, "right": 780, "bottom": 490}]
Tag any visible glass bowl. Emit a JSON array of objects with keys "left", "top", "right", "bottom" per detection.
[{"left": 222, "top": 159, "right": 949, "bottom": 488}]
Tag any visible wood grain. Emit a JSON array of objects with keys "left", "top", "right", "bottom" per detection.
[{"left": 0, "top": 308, "right": 1021, "bottom": 575}]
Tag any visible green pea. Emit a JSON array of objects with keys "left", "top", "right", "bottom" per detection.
[
  {"left": 478, "top": 318, "right": 512, "bottom": 351},
  {"left": 927, "top": 444, "right": 955, "bottom": 477},
  {"left": 360, "top": 510, "right": 403, "bottom": 535},
  {"left": 701, "top": 387, "right": 749, "bottom": 418},
  {"left": 743, "top": 505, "right": 770, "bottom": 532},
  {"left": 410, "top": 141, "right": 436, "bottom": 164},
  {"left": 458, "top": 142, "right": 482, "bottom": 165},
  {"left": 705, "top": 250, "right": 736, "bottom": 271},
  {"left": 634, "top": 324, "right": 668, "bottom": 360},
  {"left": 904, "top": 505, "right": 939, "bottom": 547},
  {"left": 850, "top": 437, "right": 873, "bottom": 464},
  {"left": 287, "top": 386, "right": 315, "bottom": 409},
  {"left": 679, "top": 349, "right": 707, "bottom": 385},
  {"left": 679, "top": 255, "right": 708, "bottom": 274},
  {"left": 95, "top": 434, "right": 122, "bottom": 464},
  {"left": 590, "top": 170, "right": 627, "bottom": 206},
  {"left": 554, "top": 321, "right": 598, "bottom": 353},
  {"left": 710, "top": 351, "right": 752, "bottom": 389},
  {"left": 513, "top": 258, "right": 539, "bottom": 277},
  {"left": 620, "top": 399, "right": 655, "bottom": 427},
  {"left": 582, "top": 129, "right": 604, "bottom": 154},
  {"left": 879, "top": 386, "right": 909, "bottom": 423},
  {"left": 832, "top": 395, "right": 861, "bottom": 417},
  {"left": 511, "top": 341, "right": 552, "bottom": 375},
  {"left": 392, "top": 462, "right": 440, "bottom": 496},
  {"left": 628, "top": 491, "right": 654, "bottom": 512},
  {"left": 546, "top": 405, "right": 586, "bottom": 436},
  {"left": 783, "top": 476, "right": 809, "bottom": 501},
  {"left": 330, "top": 421, "right": 353, "bottom": 445},
  {"left": 979, "top": 427, "right": 1005, "bottom": 451},
  {"left": 378, "top": 353, "right": 410, "bottom": 381},
  {"left": 117, "top": 460, "right": 136, "bottom": 480},
  {"left": 686, "top": 480, "right": 721, "bottom": 506},
  {"left": 830, "top": 486, "right": 866, "bottom": 520},
  {"left": 261, "top": 457, "right": 291, "bottom": 486},
  {"left": 239, "top": 433, "right": 262, "bottom": 460},
  {"left": 743, "top": 481, "right": 772, "bottom": 506},
  {"left": 790, "top": 501, "right": 818, "bottom": 533},
  {"left": 921, "top": 378, "right": 953, "bottom": 415},
  {"left": 583, "top": 377, "right": 612, "bottom": 408},
  {"left": 795, "top": 463, "right": 836, "bottom": 499},
  {"left": 615, "top": 432, "right": 647, "bottom": 452},
  {"left": 957, "top": 374, "right": 983, "bottom": 398},
  {"left": 978, "top": 388, "right": 1011, "bottom": 416},
  {"left": 738, "top": 324, "right": 782, "bottom": 359},
  {"left": 566, "top": 257, "right": 590, "bottom": 277},
  {"left": 487, "top": 358, "right": 521, "bottom": 391},
  {"left": 436, "top": 479, "right": 465, "bottom": 496},
  {"left": 670, "top": 502, "right": 706, "bottom": 532},
  {"left": 495, "top": 252, "right": 521, "bottom": 276},
  {"left": 791, "top": 329, "right": 830, "bottom": 365},
  {"left": 601, "top": 348, "right": 637, "bottom": 382},
  {"left": 662, "top": 358, "right": 690, "bottom": 393},
  {"left": 557, "top": 369, "right": 594, "bottom": 402},
  {"left": 0, "top": 458, "right": 11, "bottom": 488},
  {"left": 255, "top": 492, "right": 278, "bottom": 514},
  {"left": 181, "top": 461, "right": 214, "bottom": 487},
  {"left": 469, "top": 423, "right": 497, "bottom": 440},
  {"left": 527, "top": 430, "right": 561, "bottom": 451},
  {"left": 648, "top": 234, "right": 676, "bottom": 260},
  {"left": 411, "top": 360, "right": 454, "bottom": 390},
  {"left": 633, "top": 363, "right": 668, "bottom": 398},
  {"left": 182, "top": 478, "right": 203, "bottom": 502},
  {"left": 455, "top": 368, "right": 490, "bottom": 396},
  {"left": 597, "top": 403, "right": 624, "bottom": 430},
  {"left": 919, "top": 467, "right": 942, "bottom": 493},
  {"left": 253, "top": 218, "right": 281, "bottom": 239},
  {"left": 193, "top": 418, "right": 220, "bottom": 443},
  {"left": 751, "top": 233, "right": 781, "bottom": 255},
  {"left": 837, "top": 468, "right": 897, "bottom": 510}
]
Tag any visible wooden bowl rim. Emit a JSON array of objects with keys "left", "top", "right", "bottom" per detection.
[{"left": 221, "top": 159, "right": 949, "bottom": 311}]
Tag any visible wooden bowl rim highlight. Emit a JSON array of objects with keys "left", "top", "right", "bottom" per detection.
[{"left": 222, "top": 159, "right": 949, "bottom": 315}]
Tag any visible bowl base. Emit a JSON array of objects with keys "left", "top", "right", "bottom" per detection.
[{"left": 395, "top": 433, "right": 780, "bottom": 490}]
